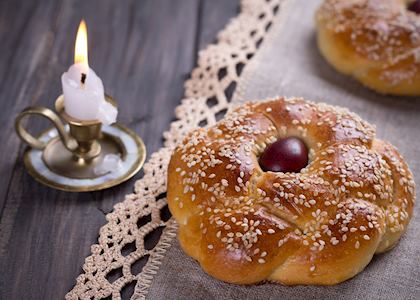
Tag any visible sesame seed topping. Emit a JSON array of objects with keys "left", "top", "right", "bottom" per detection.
[{"left": 310, "top": 265, "right": 316, "bottom": 272}]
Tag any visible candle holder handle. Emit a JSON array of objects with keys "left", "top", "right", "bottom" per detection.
[{"left": 15, "top": 106, "right": 77, "bottom": 151}]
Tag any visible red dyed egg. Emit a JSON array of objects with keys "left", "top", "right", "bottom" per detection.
[
  {"left": 408, "top": 0, "right": 420, "bottom": 14},
  {"left": 259, "top": 137, "right": 308, "bottom": 172}
]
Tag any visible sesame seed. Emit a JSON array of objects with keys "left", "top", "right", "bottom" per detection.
[{"left": 310, "top": 265, "right": 316, "bottom": 272}]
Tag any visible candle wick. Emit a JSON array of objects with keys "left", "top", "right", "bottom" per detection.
[{"left": 81, "top": 73, "right": 87, "bottom": 84}]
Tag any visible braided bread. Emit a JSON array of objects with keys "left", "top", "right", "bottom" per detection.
[
  {"left": 167, "top": 97, "right": 415, "bottom": 285},
  {"left": 316, "top": 0, "right": 420, "bottom": 96}
]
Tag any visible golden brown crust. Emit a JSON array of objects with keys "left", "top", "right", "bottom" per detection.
[
  {"left": 167, "top": 97, "right": 415, "bottom": 285},
  {"left": 316, "top": 0, "right": 420, "bottom": 96},
  {"left": 372, "top": 139, "right": 415, "bottom": 252}
]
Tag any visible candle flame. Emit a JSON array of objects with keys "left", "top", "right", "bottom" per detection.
[{"left": 74, "top": 20, "right": 89, "bottom": 68}]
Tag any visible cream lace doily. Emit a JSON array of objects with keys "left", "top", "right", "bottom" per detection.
[{"left": 66, "top": 0, "right": 284, "bottom": 299}]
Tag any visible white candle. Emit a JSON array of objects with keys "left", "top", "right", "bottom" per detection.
[{"left": 61, "top": 20, "right": 117, "bottom": 125}]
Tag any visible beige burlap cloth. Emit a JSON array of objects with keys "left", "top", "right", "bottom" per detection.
[{"left": 145, "top": 0, "right": 420, "bottom": 299}]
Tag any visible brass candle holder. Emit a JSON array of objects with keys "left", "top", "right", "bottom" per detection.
[{"left": 15, "top": 95, "right": 146, "bottom": 192}]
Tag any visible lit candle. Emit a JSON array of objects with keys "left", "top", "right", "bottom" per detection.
[{"left": 61, "top": 20, "right": 117, "bottom": 125}]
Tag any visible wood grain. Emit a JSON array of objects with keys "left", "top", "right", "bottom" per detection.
[{"left": 0, "top": 0, "right": 239, "bottom": 299}]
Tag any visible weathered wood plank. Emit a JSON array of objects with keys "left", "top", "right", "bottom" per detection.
[
  {"left": 198, "top": 0, "right": 240, "bottom": 50},
  {"left": 0, "top": 0, "right": 202, "bottom": 299},
  {"left": 0, "top": 0, "right": 62, "bottom": 224}
]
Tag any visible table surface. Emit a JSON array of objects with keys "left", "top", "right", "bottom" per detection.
[{"left": 0, "top": 0, "right": 239, "bottom": 299}]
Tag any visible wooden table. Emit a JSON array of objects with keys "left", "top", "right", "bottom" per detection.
[{"left": 0, "top": 0, "right": 239, "bottom": 298}]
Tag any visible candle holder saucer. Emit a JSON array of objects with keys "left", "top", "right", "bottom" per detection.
[{"left": 15, "top": 95, "right": 146, "bottom": 192}]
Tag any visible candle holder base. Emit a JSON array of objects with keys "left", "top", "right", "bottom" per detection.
[{"left": 23, "top": 124, "right": 146, "bottom": 192}]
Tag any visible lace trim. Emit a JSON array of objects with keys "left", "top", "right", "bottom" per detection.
[{"left": 65, "top": 1, "right": 283, "bottom": 299}]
